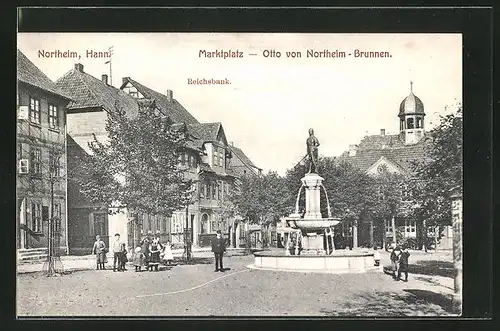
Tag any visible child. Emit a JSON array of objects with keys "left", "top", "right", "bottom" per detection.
[
  {"left": 91, "top": 235, "right": 107, "bottom": 270},
  {"left": 149, "top": 238, "right": 161, "bottom": 271},
  {"left": 118, "top": 242, "right": 127, "bottom": 271},
  {"left": 132, "top": 247, "right": 145, "bottom": 272},
  {"left": 373, "top": 246, "right": 381, "bottom": 266},
  {"left": 162, "top": 241, "right": 174, "bottom": 266}
]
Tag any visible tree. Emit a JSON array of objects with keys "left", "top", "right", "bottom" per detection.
[
  {"left": 69, "top": 102, "right": 191, "bottom": 218},
  {"left": 368, "top": 171, "right": 407, "bottom": 248},
  {"left": 228, "top": 171, "right": 291, "bottom": 252},
  {"left": 409, "top": 105, "right": 463, "bottom": 245}
]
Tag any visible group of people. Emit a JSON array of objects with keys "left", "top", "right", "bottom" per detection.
[
  {"left": 389, "top": 244, "right": 411, "bottom": 282},
  {"left": 91, "top": 232, "right": 174, "bottom": 272}
]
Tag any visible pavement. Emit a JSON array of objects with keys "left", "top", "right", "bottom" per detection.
[
  {"left": 17, "top": 247, "right": 246, "bottom": 274},
  {"left": 16, "top": 248, "right": 458, "bottom": 317}
]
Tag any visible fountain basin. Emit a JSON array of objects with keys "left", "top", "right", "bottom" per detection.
[
  {"left": 285, "top": 218, "right": 340, "bottom": 231},
  {"left": 250, "top": 250, "right": 380, "bottom": 274}
]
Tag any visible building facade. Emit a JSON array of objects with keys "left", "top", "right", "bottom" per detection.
[
  {"left": 16, "top": 50, "right": 72, "bottom": 256},
  {"left": 56, "top": 64, "right": 140, "bottom": 254},
  {"left": 338, "top": 82, "right": 453, "bottom": 250}
]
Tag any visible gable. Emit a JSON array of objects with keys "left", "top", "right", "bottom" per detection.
[{"left": 366, "top": 156, "right": 404, "bottom": 176}]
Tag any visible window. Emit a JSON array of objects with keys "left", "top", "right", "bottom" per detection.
[
  {"left": 31, "top": 201, "right": 42, "bottom": 233},
  {"left": 407, "top": 117, "right": 415, "bottom": 129},
  {"left": 50, "top": 153, "right": 60, "bottom": 178},
  {"left": 156, "top": 215, "right": 161, "bottom": 232},
  {"left": 31, "top": 148, "right": 42, "bottom": 175},
  {"left": 404, "top": 219, "right": 416, "bottom": 237},
  {"left": 218, "top": 150, "right": 224, "bottom": 166},
  {"left": 212, "top": 182, "right": 217, "bottom": 199},
  {"left": 416, "top": 117, "right": 423, "bottom": 129},
  {"left": 93, "top": 213, "right": 107, "bottom": 236},
  {"left": 199, "top": 183, "right": 205, "bottom": 198},
  {"left": 52, "top": 203, "right": 62, "bottom": 232},
  {"left": 400, "top": 119, "right": 405, "bottom": 131},
  {"left": 213, "top": 147, "right": 218, "bottom": 166},
  {"left": 48, "top": 104, "right": 59, "bottom": 129},
  {"left": 218, "top": 181, "right": 222, "bottom": 200},
  {"left": 201, "top": 214, "right": 209, "bottom": 234},
  {"left": 171, "top": 214, "right": 182, "bottom": 234},
  {"left": 207, "top": 183, "right": 211, "bottom": 200},
  {"left": 29, "top": 97, "right": 41, "bottom": 124},
  {"left": 385, "top": 219, "right": 393, "bottom": 234},
  {"left": 161, "top": 217, "right": 167, "bottom": 233}
]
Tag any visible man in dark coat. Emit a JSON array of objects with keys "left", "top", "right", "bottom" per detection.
[
  {"left": 397, "top": 246, "right": 411, "bottom": 282},
  {"left": 211, "top": 230, "right": 226, "bottom": 272}
]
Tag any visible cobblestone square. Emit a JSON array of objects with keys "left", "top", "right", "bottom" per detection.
[{"left": 17, "top": 250, "right": 457, "bottom": 317}]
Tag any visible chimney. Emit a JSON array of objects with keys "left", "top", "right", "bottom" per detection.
[
  {"left": 101, "top": 74, "right": 108, "bottom": 85},
  {"left": 166, "top": 89, "right": 173, "bottom": 102},
  {"left": 74, "top": 63, "right": 84, "bottom": 72},
  {"left": 348, "top": 144, "right": 358, "bottom": 157},
  {"left": 380, "top": 129, "right": 386, "bottom": 136},
  {"left": 122, "top": 77, "right": 129, "bottom": 86},
  {"left": 230, "top": 141, "right": 234, "bottom": 147}
]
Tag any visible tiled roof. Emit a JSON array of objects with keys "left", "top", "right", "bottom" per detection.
[
  {"left": 338, "top": 133, "right": 431, "bottom": 175},
  {"left": 229, "top": 145, "right": 261, "bottom": 171},
  {"left": 55, "top": 65, "right": 139, "bottom": 118},
  {"left": 17, "top": 50, "right": 72, "bottom": 100},
  {"left": 187, "top": 122, "right": 221, "bottom": 142},
  {"left": 121, "top": 78, "right": 199, "bottom": 125}
]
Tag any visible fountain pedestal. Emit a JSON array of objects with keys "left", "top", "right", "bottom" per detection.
[
  {"left": 302, "top": 173, "right": 324, "bottom": 219},
  {"left": 301, "top": 233, "right": 326, "bottom": 255}
]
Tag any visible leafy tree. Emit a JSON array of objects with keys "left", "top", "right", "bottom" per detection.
[
  {"left": 69, "top": 102, "right": 191, "bottom": 217},
  {"left": 409, "top": 105, "right": 463, "bottom": 240},
  {"left": 230, "top": 171, "right": 291, "bottom": 225}
]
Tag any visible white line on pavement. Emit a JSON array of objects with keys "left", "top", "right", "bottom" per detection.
[{"left": 135, "top": 269, "right": 251, "bottom": 298}]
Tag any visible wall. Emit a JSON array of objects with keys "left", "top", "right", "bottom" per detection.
[{"left": 17, "top": 83, "right": 69, "bottom": 252}]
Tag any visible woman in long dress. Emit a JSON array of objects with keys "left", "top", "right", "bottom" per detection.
[{"left": 92, "top": 235, "right": 107, "bottom": 270}]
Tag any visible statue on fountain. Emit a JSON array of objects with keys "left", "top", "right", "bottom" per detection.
[{"left": 306, "top": 128, "right": 320, "bottom": 173}]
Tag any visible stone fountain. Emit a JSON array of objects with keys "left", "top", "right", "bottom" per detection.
[{"left": 250, "top": 129, "right": 378, "bottom": 273}]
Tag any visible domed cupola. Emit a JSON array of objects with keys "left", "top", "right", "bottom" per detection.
[
  {"left": 399, "top": 85, "right": 425, "bottom": 116},
  {"left": 399, "top": 81, "right": 426, "bottom": 145}
]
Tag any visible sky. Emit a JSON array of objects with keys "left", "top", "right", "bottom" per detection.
[{"left": 17, "top": 33, "right": 462, "bottom": 175}]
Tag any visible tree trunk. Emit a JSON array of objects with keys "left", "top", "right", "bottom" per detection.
[
  {"left": 391, "top": 216, "right": 397, "bottom": 246},
  {"left": 422, "top": 219, "right": 427, "bottom": 252},
  {"left": 369, "top": 218, "right": 374, "bottom": 248},
  {"left": 352, "top": 220, "right": 358, "bottom": 248},
  {"left": 434, "top": 225, "right": 439, "bottom": 252}
]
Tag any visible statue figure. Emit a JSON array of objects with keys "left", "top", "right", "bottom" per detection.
[{"left": 306, "top": 128, "right": 320, "bottom": 173}]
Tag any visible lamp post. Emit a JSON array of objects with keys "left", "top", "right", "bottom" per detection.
[{"left": 183, "top": 185, "right": 194, "bottom": 262}]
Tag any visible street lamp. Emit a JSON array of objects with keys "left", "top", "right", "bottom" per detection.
[{"left": 183, "top": 184, "right": 195, "bottom": 261}]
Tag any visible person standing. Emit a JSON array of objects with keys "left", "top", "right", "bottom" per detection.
[
  {"left": 91, "top": 235, "right": 107, "bottom": 270},
  {"left": 397, "top": 246, "right": 411, "bottom": 282},
  {"left": 390, "top": 245, "right": 402, "bottom": 280},
  {"left": 162, "top": 240, "right": 174, "bottom": 266},
  {"left": 118, "top": 242, "right": 128, "bottom": 271},
  {"left": 112, "top": 233, "right": 123, "bottom": 272},
  {"left": 211, "top": 230, "right": 226, "bottom": 272},
  {"left": 149, "top": 237, "right": 161, "bottom": 272},
  {"left": 140, "top": 235, "right": 151, "bottom": 271}
]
